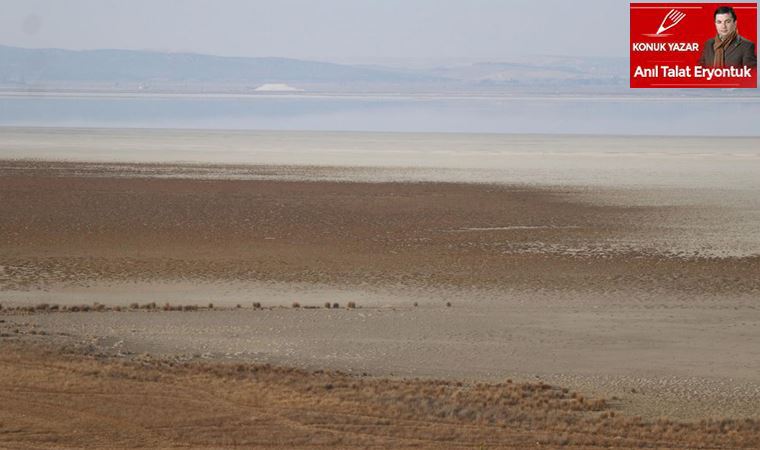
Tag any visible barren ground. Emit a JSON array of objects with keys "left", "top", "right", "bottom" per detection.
[{"left": 2, "top": 160, "right": 759, "bottom": 448}]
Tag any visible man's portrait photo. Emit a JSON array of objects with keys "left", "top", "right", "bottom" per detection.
[{"left": 698, "top": 6, "right": 757, "bottom": 68}]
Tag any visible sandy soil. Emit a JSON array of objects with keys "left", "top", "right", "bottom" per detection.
[{"left": 2, "top": 159, "right": 760, "bottom": 448}]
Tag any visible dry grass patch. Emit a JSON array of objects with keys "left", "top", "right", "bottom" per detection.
[{"left": 1, "top": 343, "right": 757, "bottom": 449}]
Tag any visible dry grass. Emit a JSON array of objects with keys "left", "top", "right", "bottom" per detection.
[
  {"left": 0, "top": 343, "right": 758, "bottom": 449},
  {"left": 0, "top": 302, "right": 382, "bottom": 315},
  {"left": 0, "top": 302, "right": 242, "bottom": 315}
]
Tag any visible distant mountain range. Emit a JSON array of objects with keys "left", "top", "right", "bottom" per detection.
[
  {"left": 0, "top": 45, "right": 627, "bottom": 91},
  {"left": 0, "top": 45, "right": 432, "bottom": 85}
]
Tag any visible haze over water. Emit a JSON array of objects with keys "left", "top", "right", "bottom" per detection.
[{"left": 2, "top": 93, "right": 760, "bottom": 136}]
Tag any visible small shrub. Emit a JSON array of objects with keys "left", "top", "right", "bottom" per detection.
[
  {"left": 332, "top": 302, "right": 339, "bottom": 309},
  {"left": 446, "top": 302, "right": 452, "bottom": 307},
  {"left": 208, "top": 303, "right": 214, "bottom": 310},
  {"left": 252, "top": 302, "right": 262, "bottom": 309},
  {"left": 129, "top": 303, "right": 139, "bottom": 309},
  {"left": 413, "top": 302, "right": 418, "bottom": 307},
  {"left": 35, "top": 303, "right": 50, "bottom": 311},
  {"left": 324, "top": 302, "right": 332, "bottom": 309},
  {"left": 236, "top": 304, "right": 241, "bottom": 309},
  {"left": 93, "top": 303, "right": 106, "bottom": 312},
  {"left": 163, "top": 303, "right": 172, "bottom": 311},
  {"left": 347, "top": 301, "right": 356, "bottom": 309},
  {"left": 49, "top": 304, "right": 59, "bottom": 311},
  {"left": 81, "top": 305, "right": 91, "bottom": 312},
  {"left": 70, "top": 305, "right": 81, "bottom": 312},
  {"left": 292, "top": 302, "right": 301, "bottom": 308}
]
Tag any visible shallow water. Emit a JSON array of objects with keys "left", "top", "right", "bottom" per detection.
[{"left": 2, "top": 92, "right": 760, "bottom": 136}]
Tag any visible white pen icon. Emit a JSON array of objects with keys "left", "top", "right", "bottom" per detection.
[{"left": 656, "top": 9, "right": 686, "bottom": 35}]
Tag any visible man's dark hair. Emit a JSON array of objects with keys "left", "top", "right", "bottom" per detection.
[{"left": 714, "top": 6, "right": 737, "bottom": 21}]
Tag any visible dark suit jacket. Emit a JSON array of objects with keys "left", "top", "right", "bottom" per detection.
[{"left": 698, "top": 35, "right": 757, "bottom": 68}]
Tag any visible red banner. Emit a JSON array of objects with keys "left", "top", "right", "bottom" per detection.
[{"left": 630, "top": 3, "right": 757, "bottom": 88}]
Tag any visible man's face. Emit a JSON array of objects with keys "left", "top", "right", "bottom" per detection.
[{"left": 715, "top": 13, "right": 737, "bottom": 38}]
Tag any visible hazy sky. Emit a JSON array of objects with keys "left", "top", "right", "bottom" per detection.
[{"left": 1, "top": 0, "right": 640, "bottom": 61}]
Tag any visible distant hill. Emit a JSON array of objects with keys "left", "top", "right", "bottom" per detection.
[
  {"left": 0, "top": 45, "right": 627, "bottom": 91},
  {"left": 426, "top": 56, "right": 627, "bottom": 85},
  {"left": 0, "top": 45, "right": 434, "bottom": 87}
]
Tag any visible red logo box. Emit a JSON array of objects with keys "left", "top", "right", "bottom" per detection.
[{"left": 630, "top": 3, "right": 757, "bottom": 88}]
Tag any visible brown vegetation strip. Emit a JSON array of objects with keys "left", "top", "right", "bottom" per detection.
[
  {"left": 0, "top": 300, "right": 346, "bottom": 314},
  {"left": 1, "top": 344, "right": 758, "bottom": 449}
]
